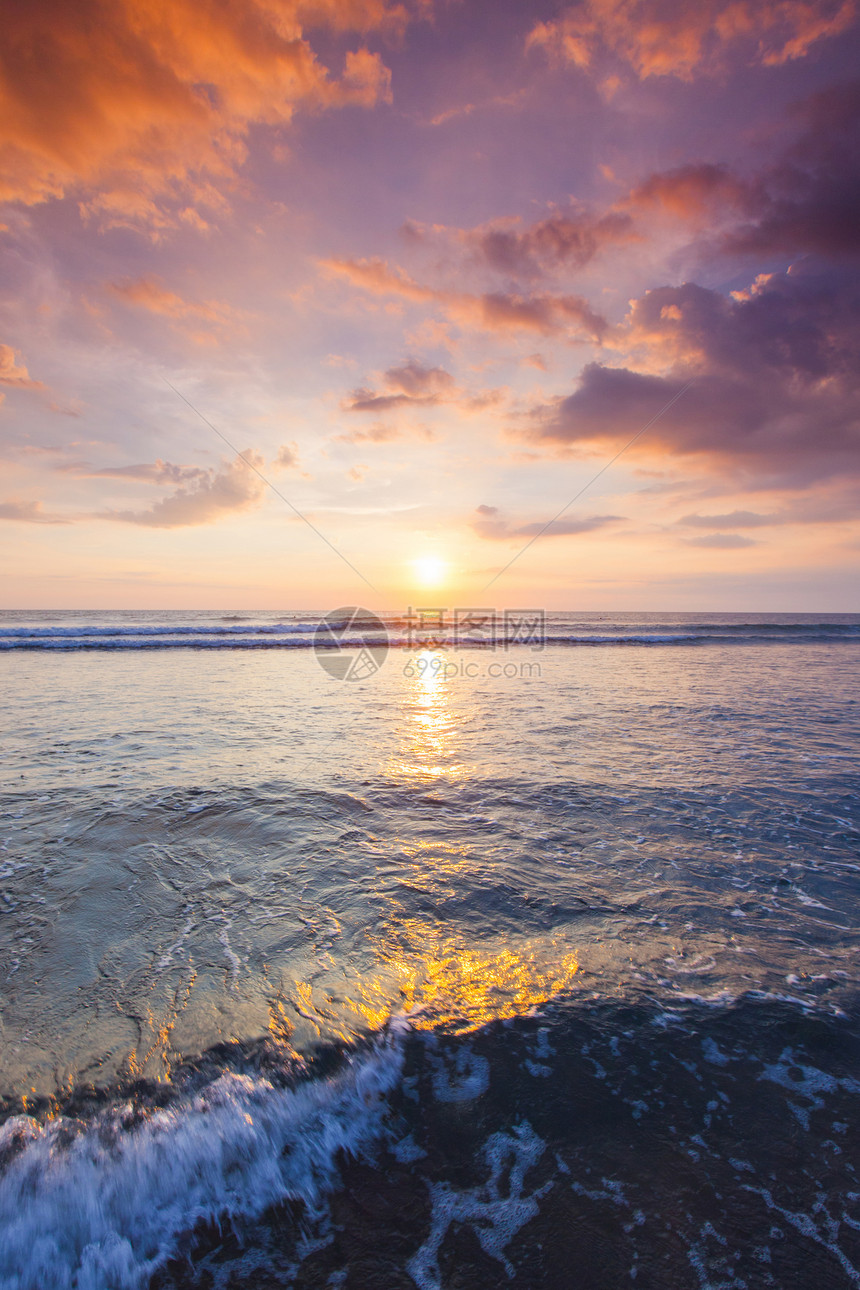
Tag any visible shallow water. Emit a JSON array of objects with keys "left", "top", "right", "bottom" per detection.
[{"left": 0, "top": 611, "right": 858, "bottom": 1287}]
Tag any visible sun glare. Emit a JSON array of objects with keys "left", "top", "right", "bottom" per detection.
[{"left": 413, "top": 555, "right": 447, "bottom": 587}]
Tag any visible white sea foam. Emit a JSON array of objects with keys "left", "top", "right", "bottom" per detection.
[
  {"left": 407, "top": 1121, "right": 550, "bottom": 1290},
  {"left": 758, "top": 1047, "right": 860, "bottom": 1130},
  {"left": 0, "top": 1027, "right": 406, "bottom": 1290},
  {"left": 742, "top": 1186, "right": 860, "bottom": 1284},
  {"left": 0, "top": 624, "right": 319, "bottom": 638},
  {"left": 1, "top": 618, "right": 855, "bottom": 651},
  {"left": 425, "top": 1039, "right": 490, "bottom": 1103}
]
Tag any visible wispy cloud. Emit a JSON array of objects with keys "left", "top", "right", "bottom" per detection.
[
  {"left": 678, "top": 510, "right": 775, "bottom": 528},
  {"left": 683, "top": 533, "right": 759, "bottom": 548},
  {"left": 0, "top": 499, "right": 69, "bottom": 524},
  {"left": 322, "top": 257, "right": 607, "bottom": 339},
  {"left": 426, "top": 90, "right": 527, "bottom": 127},
  {"left": 59, "top": 459, "right": 209, "bottom": 485},
  {"left": 473, "top": 504, "right": 624, "bottom": 541}
]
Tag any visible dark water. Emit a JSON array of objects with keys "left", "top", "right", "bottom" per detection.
[{"left": 0, "top": 611, "right": 858, "bottom": 1288}]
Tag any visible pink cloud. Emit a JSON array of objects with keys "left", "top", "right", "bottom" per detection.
[
  {"left": 473, "top": 504, "right": 625, "bottom": 540},
  {"left": 527, "top": 0, "right": 856, "bottom": 81},
  {"left": 322, "top": 257, "right": 607, "bottom": 339},
  {"left": 343, "top": 359, "right": 455, "bottom": 411},
  {"left": 0, "top": 499, "right": 69, "bottom": 524},
  {"left": 274, "top": 443, "right": 301, "bottom": 470},
  {"left": 101, "top": 453, "right": 267, "bottom": 527},
  {"left": 406, "top": 208, "right": 635, "bottom": 279}
]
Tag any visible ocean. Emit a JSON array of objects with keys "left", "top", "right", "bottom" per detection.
[{"left": 0, "top": 609, "right": 858, "bottom": 1288}]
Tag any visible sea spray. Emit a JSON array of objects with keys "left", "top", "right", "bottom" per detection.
[{"left": 0, "top": 1024, "right": 407, "bottom": 1290}]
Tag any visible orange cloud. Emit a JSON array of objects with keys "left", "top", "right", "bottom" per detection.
[
  {"left": 527, "top": 0, "right": 855, "bottom": 81},
  {"left": 109, "top": 277, "right": 235, "bottom": 325},
  {"left": 426, "top": 90, "right": 527, "bottom": 127},
  {"left": 0, "top": 343, "right": 43, "bottom": 388},
  {"left": 321, "top": 257, "right": 607, "bottom": 339},
  {"left": 0, "top": 0, "right": 402, "bottom": 226},
  {"left": 626, "top": 164, "right": 753, "bottom": 219}
]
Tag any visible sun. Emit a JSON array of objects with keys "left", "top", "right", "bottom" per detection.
[{"left": 412, "top": 555, "right": 447, "bottom": 588}]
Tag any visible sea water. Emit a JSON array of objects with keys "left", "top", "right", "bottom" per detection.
[{"left": 0, "top": 611, "right": 858, "bottom": 1288}]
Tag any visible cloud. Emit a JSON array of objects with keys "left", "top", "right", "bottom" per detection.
[
  {"left": 627, "top": 164, "right": 753, "bottom": 221},
  {"left": 624, "top": 81, "right": 860, "bottom": 261},
  {"left": 343, "top": 359, "right": 455, "bottom": 411},
  {"left": 479, "top": 291, "right": 607, "bottom": 337},
  {"left": 109, "top": 278, "right": 234, "bottom": 324},
  {"left": 274, "top": 442, "right": 300, "bottom": 469},
  {"left": 402, "top": 81, "right": 859, "bottom": 307},
  {"left": 322, "top": 257, "right": 607, "bottom": 339},
  {"left": 678, "top": 486, "right": 860, "bottom": 527},
  {"left": 679, "top": 510, "right": 775, "bottom": 527},
  {"left": 59, "top": 459, "right": 209, "bottom": 485},
  {"left": 338, "top": 358, "right": 505, "bottom": 441},
  {"left": 684, "top": 533, "right": 759, "bottom": 548},
  {"left": 527, "top": 0, "right": 856, "bottom": 81},
  {"left": 337, "top": 421, "right": 405, "bottom": 443},
  {"left": 724, "top": 80, "right": 860, "bottom": 258},
  {"left": 529, "top": 261, "right": 860, "bottom": 486},
  {"left": 425, "top": 90, "right": 527, "bottom": 127},
  {"left": 384, "top": 360, "right": 455, "bottom": 397},
  {"left": 102, "top": 452, "right": 266, "bottom": 527},
  {"left": 405, "top": 208, "right": 635, "bottom": 279},
  {"left": 323, "top": 256, "right": 430, "bottom": 303},
  {"left": 0, "top": 344, "right": 42, "bottom": 388},
  {"left": 0, "top": 499, "right": 68, "bottom": 524},
  {"left": 472, "top": 505, "right": 624, "bottom": 540},
  {"left": 0, "top": 0, "right": 402, "bottom": 226}
]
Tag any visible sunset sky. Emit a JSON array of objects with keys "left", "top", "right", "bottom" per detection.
[{"left": 1, "top": 0, "right": 858, "bottom": 610}]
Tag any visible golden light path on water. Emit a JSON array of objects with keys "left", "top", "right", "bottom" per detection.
[
  {"left": 306, "top": 650, "right": 578, "bottom": 1041},
  {"left": 118, "top": 646, "right": 580, "bottom": 1077},
  {"left": 3, "top": 625, "right": 859, "bottom": 1099},
  {"left": 348, "top": 932, "right": 580, "bottom": 1036},
  {"left": 391, "top": 648, "right": 467, "bottom": 779}
]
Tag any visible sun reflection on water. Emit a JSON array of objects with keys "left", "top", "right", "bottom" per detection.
[
  {"left": 349, "top": 921, "right": 579, "bottom": 1035},
  {"left": 264, "top": 653, "right": 578, "bottom": 1049},
  {"left": 388, "top": 649, "right": 465, "bottom": 779}
]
